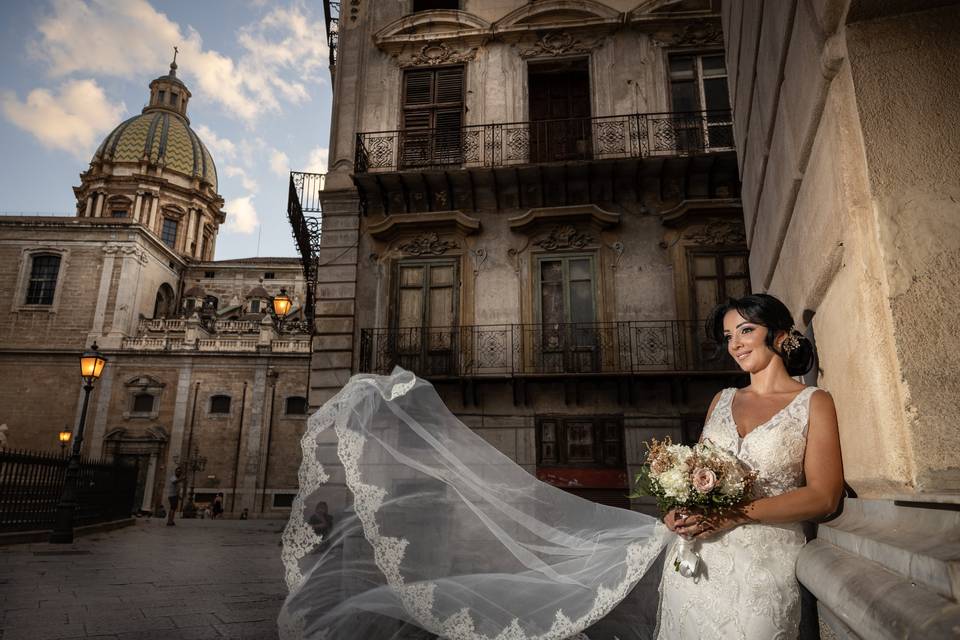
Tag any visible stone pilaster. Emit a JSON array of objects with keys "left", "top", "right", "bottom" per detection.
[
  {"left": 309, "top": 192, "right": 361, "bottom": 409},
  {"left": 164, "top": 364, "right": 194, "bottom": 474},
  {"left": 237, "top": 361, "right": 268, "bottom": 514}
]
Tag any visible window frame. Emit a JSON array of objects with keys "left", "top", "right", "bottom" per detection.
[
  {"left": 160, "top": 217, "right": 179, "bottom": 249},
  {"left": 209, "top": 394, "right": 232, "bottom": 416},
  {"left": 533, "top": 252, "right": 598, "bottom": 325},
  {"left": 13, "top": 248, "right": 69, "bottom": 313},
  {"left": 667, "top": 50, "right": 732, "bottom": 149},
  {"left": 536, "top": 416, "right": 624, "bottom": 468}
]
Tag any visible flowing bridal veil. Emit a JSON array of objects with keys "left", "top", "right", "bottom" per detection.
[{"left": 279, "top": 368, "right": 670, "bottom": 639}]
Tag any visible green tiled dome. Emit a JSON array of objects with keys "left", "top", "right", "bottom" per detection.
[{"left": 93, "top": 111, "right": 217, "bottom": 191}]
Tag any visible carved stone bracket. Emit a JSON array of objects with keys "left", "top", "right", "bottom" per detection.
[
  {"left": 651, "top": 21, "right": 723, "bottom": 48},
  {"left": 534, "top": 225, "right": 593, "bottom": 251},
  {"left": 399, "top": 233, "right": 457, "bottom": 256},
  {"left": 469, "top": 247, "right": 488, "bottom": 275},
  {"left": 519, "top": 31, "right": 603, "bottom": 58},
  {"left": 683, "top": 220, "right": 746, "bottom": 246},
  {"left": 607, "top": 241, "right": 625, "bottom": 269}
]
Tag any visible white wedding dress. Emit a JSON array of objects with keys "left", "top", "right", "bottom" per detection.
[
  {"left": 656, "top": 386, "right": 819, "bottom": 640},
  {"left": 278, "top": 370, "right": 817, "bottom": 640}
]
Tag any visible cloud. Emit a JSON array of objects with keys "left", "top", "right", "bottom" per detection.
[
  {"left": 305, "top": 146, "right": 328, "bottom": 174},
  {"left": 223, "top": 195, "right": 259, "bottom": 234},
  {"left": 1, "top": 79, "right": 126, "bottom": 158},
  {"left": 223, "top": 166, "right": 258, "bottom": 192},
  {"left": 269, "top": 149, "right": 289, "bottom": 178},
  {"left": 194, "top": 124, "right": 237, "bottom": 162},
  {"left": 31, "top": 0, "right": 328, "bottom": 124}
]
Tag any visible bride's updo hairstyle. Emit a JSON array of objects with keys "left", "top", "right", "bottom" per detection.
[{"left": 706, "top": 293, "right": 815, "bottom": 376}]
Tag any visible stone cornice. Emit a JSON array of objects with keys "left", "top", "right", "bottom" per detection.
[
  {"left": 508, "top": 204, "right": 620, "bottom": 234},
  {"left": 368, "top": 210, "right": 481, "bottom": 242}
]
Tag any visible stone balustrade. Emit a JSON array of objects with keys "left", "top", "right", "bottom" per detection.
[
  {"left": 121, "top": 335, "right": 308, "bottom": 353},
  {"left": 137, "top": 318, "right": 186, "bottom": 332}
]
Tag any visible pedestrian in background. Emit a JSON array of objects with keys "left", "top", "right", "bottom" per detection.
[
  {"left": 212, "top": 492, "right": 224, "bottom": 520},
  {"left": 165, "top": 466, "right": 184, "bottom": 526}
]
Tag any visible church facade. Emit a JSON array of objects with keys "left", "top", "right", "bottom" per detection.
[{"left": 0, "top": 62, "right": 311, "bottom": 517}]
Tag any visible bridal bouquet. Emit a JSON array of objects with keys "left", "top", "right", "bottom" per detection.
[{"left": 631, "top": 438, "right": 756, "bottom": 578}]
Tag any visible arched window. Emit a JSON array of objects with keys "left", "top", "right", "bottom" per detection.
[
  {"left": 285, "top": 396, "right": 308, "bottom": 415},
  {"left": 133, "top": 393, "right": 155, "bottom": 413},
  {"left": 210, "top": 395, "right": 231, "bottom": 414},
  {"left": 153, "top": 283, "right": 176, "bottom": 318},
  {"left": 25, "top": 254, "right": 62, "bottom": 305}
]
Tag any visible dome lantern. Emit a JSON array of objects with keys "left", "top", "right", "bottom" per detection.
[{"left": 145, "top": 47, "right": 191, "bottom": 121}]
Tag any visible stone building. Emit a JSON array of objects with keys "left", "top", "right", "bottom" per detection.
[
  {"left": 721, "top": 1, "right": 960, "bottom": 637},
  {"left": 289, "top": 0, "right": 748, "bottom": 512},
  {"left": 0, "top": 62, "right": 311, "bottom": 517}
]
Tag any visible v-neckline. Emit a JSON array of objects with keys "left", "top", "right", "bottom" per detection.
[{"left": 730, "top": 387, "right": 808, "bottom": 441}]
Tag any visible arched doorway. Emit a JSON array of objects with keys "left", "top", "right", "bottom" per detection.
[
  {"left": 103, "top": 426, "right": 168, "bottom": 514},
  {"left": 153, "top": 283, "right": 176, "bottom": 318}
]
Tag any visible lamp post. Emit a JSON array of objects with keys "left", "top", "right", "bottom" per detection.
[
  {"left": 50, "top": 343, "right": 107, "bottom": 544},
  {"left": 184, "top": 444, "right": 207, "bottom": 515},
  {"left": 58, "top": 429, "right": 71, "bottom": 455},
  {"left": 272, "top": 288, "right": 292, "bottom": 332}
]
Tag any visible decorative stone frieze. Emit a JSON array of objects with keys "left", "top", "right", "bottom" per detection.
[
  {"left": 683, "top": 220, "right": 746, "bottom": 246},
  {"left": 399, "top": 233, "right": 457, "bottom": 256},
  {"left": 519, "top": 32, "right": 603, "bottom": 58},
  {"left": 534, "top": 225, "right": 593, "bottom": 251},
  {"left": 651, "top": 20, "right": 723, "bottom": 48},
  {"left": 402, "top": 41, "right": 478, "bottom": 67}
]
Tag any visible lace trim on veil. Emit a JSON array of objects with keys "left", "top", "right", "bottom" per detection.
[{"left": 280, "top": 372, "right": 667, "bottom": 640}]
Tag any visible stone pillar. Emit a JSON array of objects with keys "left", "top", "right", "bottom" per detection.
[
  {"left": 94, "top": 191, "right": 105, "bottom": 217},
  {"left": 148, "top": 194, "right": 160, "bottom": 232},
  {"left": 84, "top": 194, "right": 94, "bottom": 218},
  {"left": 105, "top": 247, "right": 147, "bottom": 345},
  {"left": 309, "top": 192, "right": 361, "bottom": 409},
  {"left": 133, "top": 192, "right": 143, "bottom": 222},
  {"left": 89, "top": 246, "right": 118, "bottom": 342},
  {"left": 185, "top": 209, "right": 197, "bottom": 255},
  {"left": 141, "top": 453, "right": 159, "bottom": 511},
  {"left": 163, "top": 364, "right": 194, "bottom": 477},
  {"left": 237, "top": 362, "right": 268, "bottom": 514},
  {"left": 88, "top": 364, "right": 115, "bottom": 458}
]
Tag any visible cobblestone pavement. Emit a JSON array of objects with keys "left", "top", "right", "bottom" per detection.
[{"left": 0, "top": 518, "right": 289, "bottom": 640}]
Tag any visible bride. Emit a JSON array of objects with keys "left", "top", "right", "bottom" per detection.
[{"left": 279, "top": 293, "right": 843, "bottom": 640}]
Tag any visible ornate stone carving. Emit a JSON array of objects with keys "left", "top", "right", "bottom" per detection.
[
  {"left": 684, "top": 221, "right": 746, "bottom": 246},
  {"left": 607, "top": 241, "right": 625, "bottom": 269},
  {"left": 534, "top": 225, "right": 593, "bottom": 251},
  {"left": 469, "top": 247, "right": 487, "bottom": 275},
  {"left": 399, "top": 233, "right": 456, "bottom": 256},
  {"left": 519, "top": 32, "right": 601, "bottom": 58},
  {"left": 402, "top": 41, "right": 478, "bottom": 66},
  {"left": 652, "top": 21, "right": 723, "bottom": 48}
]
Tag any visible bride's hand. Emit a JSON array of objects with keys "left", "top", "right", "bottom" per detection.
[
  {"left": 692, "top": 510, "right": 752, "bottom": 540},
  {"left": 666, "top": 509, "right": 707, "bottom": 539}
]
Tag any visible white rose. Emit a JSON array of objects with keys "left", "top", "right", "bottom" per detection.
[
  {"left": 666, "top": 444, "right": 693, "bottom": 466},
  {"left": 658, "top": 467, "right": 690, "bottom": 500}
]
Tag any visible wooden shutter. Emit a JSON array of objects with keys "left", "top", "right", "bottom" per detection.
[{"left": 402, "top": 67, "right": 464, "bottom": 167}]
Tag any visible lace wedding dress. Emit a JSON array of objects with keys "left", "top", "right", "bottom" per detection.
[{"left": 655, "top": 386, "right": 819, "bottom": 640}]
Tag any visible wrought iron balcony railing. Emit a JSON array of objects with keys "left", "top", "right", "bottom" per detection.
[
  {"left": 355, "top": 110, "right": 733, "bottom": 174},
  {"left": 359, "top": 321, "right": 737, "bottom": 378},
  {"left": 287, "top": 171, "right": 324, "bottom": 324}
]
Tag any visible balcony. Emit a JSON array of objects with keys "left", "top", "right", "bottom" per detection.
[
  {"left": 359, "top": 320, "right": 738, "bottom": 379},
  {"left": 287, "top": 171, "right": 324, "bottom": 324},
  {"left": 351, "top": 110, "right": 737, "bottom": 215}
]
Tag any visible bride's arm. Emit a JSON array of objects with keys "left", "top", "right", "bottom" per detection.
[{"left": 681, "top": 390, "right": 844, "bottom": 538}]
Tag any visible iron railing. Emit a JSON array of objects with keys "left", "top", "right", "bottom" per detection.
[
  {"left": 323, "top": 1, "right": 340, "bottom": 69},
  {"left": 287, "top": 171, "right": 324, "bottom": 325},
  {"left": 0, "top": 448, "right": 138, "bottom": 532},
  {"left": 355, "top": 110, "right": 734, "bottom": 173},
  {"left": 359, "top": 320, "right": 736, "bottom": 378}
]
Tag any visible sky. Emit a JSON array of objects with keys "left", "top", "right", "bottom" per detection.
[{"left": 0, "top": 0, "right": 332, "bottom": 260}]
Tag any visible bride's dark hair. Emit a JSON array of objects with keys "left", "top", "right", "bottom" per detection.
[{"left": 706, "top": 293, "right": 815, "bottom": 376}]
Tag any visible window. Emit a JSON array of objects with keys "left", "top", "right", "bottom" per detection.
[
  {"left": 285, "top": 396, "right": 308, "bottom": 415},
  {"left": 111, "top": 209, "right": 127, "bottom": 218},
  {"left": 204, "top": 271, "right": 215, "bottom": 278},
  {"left": 688, "top": 250, "right": 750, "bottom": 323},
  {"left": 528, "top": 58, "right": 591, "bottom": 162},
  {"left": 263, "top": 272, "right": 275, "bottom": 279},
  {"left": 668, "top": 53, "right": 732, "bottom": 149},
  {"left": 161, "top": 218, "right": 178, "bottom": 249},
  {"left": 250, "top": 300, "right": 260, "bottom": 313},
  {"left": 132, "top": 393, "right": 155, "bottom": 413},
  {"left": 210, "top": 395, "right": 231, "bottom": 414},
  {"left": 391, "top": 260, "right": 458, "bottom": 376},
  {"left": 401, "top": 66, "right": 464, "bottom": 167},
  {"left": 537, "top": 417, "right": 623, "bottom": 467},
  {"left": 273, "top": 493, "right": 296, "bottom": 508},
  {"left": 170, "top": 91, "right": 178, "bottom": 107},
  {"left": 413, "top": 0, "right": 459, "bottom": 11},
  {"left": 158, "top": 89, "right": 166, "bottom": 104},
  {"left": 536, "top": 254, "right": 598, "bottom": 373},
  {"left": 25, "top": 255, "right": 61, "bottom": 305}
]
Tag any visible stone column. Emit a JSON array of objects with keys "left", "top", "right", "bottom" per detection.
[
  {"left": 133, "top": 192, "right": 143, "bottom": 222},
  {"left": 89, "top": 246, "right": 118, "bottom": 342},
  {"left": 88, "top": 364, "right": 116, "bottom": 457},
  {"left": 84, "top": 194, "right": 94, "bottom": 218},
  {"left": 163, "top": 364, "right": 194, "bottom": 477},
  {"left": 94, "top": 192, "right": 105, "bottom": 217},
  {"left": 141, "top": 453, "right": 158, "bottom": 511},
  {"left": 185, "top": 209, "right": 197, "bottom": 254},
  {"left": 237, "top": 361, "right": 268, "bottom": 514},
  {"left": 105, "top": 247, "right": 147, "bottom": 345},
  {"left": 148, "top": 194, "right": 160, "bottom": 232}
]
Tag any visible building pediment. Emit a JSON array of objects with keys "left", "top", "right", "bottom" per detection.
[
  {"left": 495, "top": 0, "right": 620, "bottom": 29},
  {"left": 508, "top": 204, "right": 620, "bottom": 234},
  {"left": 368, "top": 210, "right": 480, "bottom": 242}
]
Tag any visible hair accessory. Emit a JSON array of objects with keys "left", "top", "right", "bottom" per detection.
[{"left": 781, "top": 327, "right": 803, "bottom": 354}]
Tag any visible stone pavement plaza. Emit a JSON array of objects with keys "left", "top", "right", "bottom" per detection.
[{"left": 0, "top": 519, "right": 289, "bottom": 640}]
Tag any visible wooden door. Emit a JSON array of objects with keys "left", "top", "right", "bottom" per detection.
[
  {"left": 529, "top": 60, "right": 592, "bottom": 162},
  {"left": 393, "top": 260, "right": 459, "bottom": 375},
  {"left": 536, "top": 255, "right": 598, "bottom": 372},
  {"left": 688, "top": 250, "right": 750, "bottom": 367}
]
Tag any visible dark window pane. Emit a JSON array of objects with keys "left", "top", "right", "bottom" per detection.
[
  {"left": 669, "top": 56, "right": 695, "bottom": 80},
  {"left": 273, "top": 493, "right": 295, "bottom": 508},
  {"left": 566, "top": 422, "right": 595, "bottom": 462},
  {"left": 701, "top": 55, "right": 726, "bottom": 76},
  {"left": 26, "top": 255, "right": 61, "bottom": 305},
  {"left": 161, "top": 218, "right": 178, "bottom": 248},
  {"left": 704, "top": 77, "right": 730, "bottom": 112},
  {"left": 671, "top": 81, "right": 698, "bottom": 112},
  {"left": 133, "top": 393, "right": 154, "bottom": 413},
  {"left": 569, "top": 281, "right": 594, "bottom": 324},
  {"left": 111, "top": 210, "right": 127, "bottom": 218},
  {"left": 286, "top": 396, "right": 308, "bottom": 415},
  {"left": 210, "top": 395, "right": 231, "bottom": 414}
]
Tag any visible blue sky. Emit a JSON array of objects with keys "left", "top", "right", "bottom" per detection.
[{"left": 0, "top": 0, "right": 332, "bottom": 260}]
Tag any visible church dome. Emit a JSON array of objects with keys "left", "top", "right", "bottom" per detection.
[{"left": 91, "top": 58, "right": 217, "bottom": 191}]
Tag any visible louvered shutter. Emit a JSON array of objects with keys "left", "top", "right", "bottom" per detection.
[{"left": 401, "top": 66, "right": 464, "bottom": 168}]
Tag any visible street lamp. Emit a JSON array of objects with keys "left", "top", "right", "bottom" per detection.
[
  {"left": 183, "top": 444, "right": 207, "bottom": 516},
  {"left": 50, "top": 342, "right": 107, "bottom": 543},
  {"left": 58, "top": 429, "right": 71, "bottom": 454},
  {"left": 272, "top": 288, "right": 292, "bottom": 332}
]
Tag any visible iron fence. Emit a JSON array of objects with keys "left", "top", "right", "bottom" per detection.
[
  {"left": 355, "top": 110, "right": 734, "bottom": 173},
  {"left": 359, "top": 320, "right": 735, "bottom": 378},
  {"left": 287, "top": 171, "right": 324, "bottom": 325},
  {"left": 0, "top": 448, "right": 139, "bottom": 532}
]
